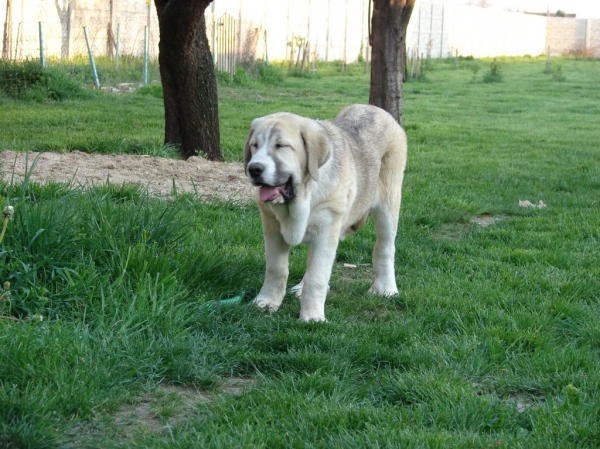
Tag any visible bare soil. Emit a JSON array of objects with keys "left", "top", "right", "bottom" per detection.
[{"left": 0, "top": 151, "right": 255, "bottom": 203}]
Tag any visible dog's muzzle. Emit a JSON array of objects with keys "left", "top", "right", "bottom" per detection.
[{"left": 247, "top": 162, "right": 294, "bottom": 203}]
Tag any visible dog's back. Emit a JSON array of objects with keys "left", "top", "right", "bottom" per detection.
[
  {"left": 331, "top": 104, "right": 407, "bottom": 234},
  {"left": 334, "top": 104, "right": 407, "bottom": 162}
]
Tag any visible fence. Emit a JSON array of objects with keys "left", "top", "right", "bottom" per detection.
[
  {"left": 1, "top": 3, "right": 158, "bottom": 61},
  {"left": 1, "top": 0, "right": 599, "bottom": 87},
  {"left": 213, "top": 12, "right": 237, "bottom": 74}
]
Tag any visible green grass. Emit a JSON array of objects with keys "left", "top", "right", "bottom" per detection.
[{"left": 1, "top": 57, "right": 599, "bottom": 448}]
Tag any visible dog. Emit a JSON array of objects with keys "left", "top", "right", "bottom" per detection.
[{"left": 244, "top": 104, "right": 407, "bottom": 322}]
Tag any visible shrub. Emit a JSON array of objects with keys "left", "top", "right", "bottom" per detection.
[
  {"left": 137, "top": 83, "right": 163, "bottom": 98},
  {"left": 233, "top": 65, "right": 251, "bottom": 86},
  {"left": 215, "top": 69, "right": 233, "bottom": 85},
  {"left": 288, "top": 69, "right": 319, "bottom": 79},
  {"left": 0, "top": 60, "right": 90, "bottom": 101},
  {"left": 216, "top": 63, "right": 282, "bottom": 87},
  {"left": 258, "top": 63, "right": 283, "bottom": 86}
]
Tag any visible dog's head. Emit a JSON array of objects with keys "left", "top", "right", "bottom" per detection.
[{"left": 243, "top": 113, "right": 330, "bottom": 204}]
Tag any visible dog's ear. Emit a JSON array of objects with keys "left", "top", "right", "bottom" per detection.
[
  {"left": 301, "top": 120, "right": 330, "bottom": 182},
  {"left": 243, "top": 120, "right": 258, "bottom": 175}
]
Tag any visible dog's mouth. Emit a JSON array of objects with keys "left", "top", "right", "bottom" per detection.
[{"left": 256, "top": 177, "right": 294, "bottom": 203}]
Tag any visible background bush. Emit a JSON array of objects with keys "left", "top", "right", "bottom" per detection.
[{"left": 0, "top": 60, "right": 91, "bottom": 101}]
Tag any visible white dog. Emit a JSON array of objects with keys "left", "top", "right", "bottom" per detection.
[{"left": 244, "top": 104, "right": 407, "bottom": 322}]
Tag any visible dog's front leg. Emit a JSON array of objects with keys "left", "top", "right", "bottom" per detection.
[
  {"left": 253, "top": 213, "right": 290, "bottom": 312},
  {"left": 299, "top": 221, "right": 341, "bottom": 322}
]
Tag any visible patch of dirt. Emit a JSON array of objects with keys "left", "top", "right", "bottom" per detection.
[
  {"left": 470, "top": 215, "right": 507, "bottom": 227},
  {"left": 434, "top": 215, "right": 507, "bottom": 240},
  {"left": 0, "top": 150, "right": 255, "bottom": 203},
  {"left": 112, "top": 378, "right": 257, "bottom": 436}
]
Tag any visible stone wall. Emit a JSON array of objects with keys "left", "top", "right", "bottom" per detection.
[{"left": 546, "top": 17, "right": 600, "bottom": 57}]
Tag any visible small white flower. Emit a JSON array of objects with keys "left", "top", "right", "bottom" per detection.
[{"left": 2, "top": 206, "right": 14, "bottom": 220}]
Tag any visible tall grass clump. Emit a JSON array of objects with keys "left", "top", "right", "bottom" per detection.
[
  {"left": 0, "top": 161, "right": 260, "bottom": 323},
  {"left": 218, "top": 62, "right": 284, "bottom": 87},
  {"left": 0, "top": 60, "right": 91, "bottom": 101},
  {"left": 136, "top": 83, "right": 163, "bottom": 98}
]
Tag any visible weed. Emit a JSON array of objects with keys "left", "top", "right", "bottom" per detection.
[
  {"left": 552, "top": 64, "right": 566, "bottom": 82},
  {"left": 470, "top": 64, "right": 480, "bottom": 83},
  {"left": 483, "top": 59, "right": 503, "bottom": 83}
]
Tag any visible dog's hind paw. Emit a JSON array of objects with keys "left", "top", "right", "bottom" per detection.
[
  {"left": 289, "top": 280, "right": 330, "bottom": 298},
  {"left": 289, "top": 282, "right": 304, "bottom": 298}
]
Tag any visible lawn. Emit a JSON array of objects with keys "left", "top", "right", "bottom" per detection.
[{"left": 0, "top": 57, "right": 599, "bottom": 448}]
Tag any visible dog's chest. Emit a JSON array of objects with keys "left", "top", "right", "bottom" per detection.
[
  {"left": 270, "top": 202, "right": 312, "bottom": 246},
  {"left": 273, "top": 199, "right": 350, "bottom": 247}
]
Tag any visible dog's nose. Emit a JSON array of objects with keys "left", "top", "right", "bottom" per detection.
[{"left": 248, "top": 162, "right": 265, "bottom": 179}]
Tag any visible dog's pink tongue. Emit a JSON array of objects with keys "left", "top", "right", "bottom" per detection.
[{"left": 259, "top": 186, "right": 283, "bottom": 202}]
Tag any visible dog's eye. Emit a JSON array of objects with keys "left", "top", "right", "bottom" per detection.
[{"left": 275, "top": 143, "right": 285, "bottom": 149}]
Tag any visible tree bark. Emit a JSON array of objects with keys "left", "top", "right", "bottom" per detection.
[
  {"left": 369, "top": 0, "right": 416, "bottom": 126},
  {"left": 154, "top": 0, "right": 222, "bottom": 161}
]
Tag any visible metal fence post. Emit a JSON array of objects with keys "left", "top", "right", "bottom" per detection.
[
  {"left": 115, "top": 23, "right": 120, "bottom": 69},
  {"left": 39, "top": 22, "right": 46, "bottom": 67},
  {"left": 416, "top": 4, "right": 421, "bottom": 56},
  {"left": 440, "top": 5, "right": 445, "bottom": 58},
  {"left": 143, "top": 25, "right": 149, "bottom": 85},
  {"left": 14, "top": 22, "right": 21, "bottom": 60},
  {"left": 83, "top": 26, "right": 100, "bottom": 88},
  {"left": 264, "top": 29, "right": 268, "bottom": 66}
]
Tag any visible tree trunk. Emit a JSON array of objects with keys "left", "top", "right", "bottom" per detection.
[
  {"left": 369, "top": 0, "right": 416, "bottom": 126},
  {"left": 154, "top": 0, "right": 222, "bottom": 161}
]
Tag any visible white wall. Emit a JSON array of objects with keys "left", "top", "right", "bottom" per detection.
[
  {"left": 0, "top": 0, "right": 567, "bottom": 62},
  {"left": 409, "top": 4, "right": 547, "bottom": 58},
  {"left": 208, "top": 0, "right": 548, "bottom": 62}
]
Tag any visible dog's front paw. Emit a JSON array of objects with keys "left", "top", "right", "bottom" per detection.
[
  {"left": 368, "top": 281, "right": 399, "bottom": 297},
  {"left": 299, "top": 312, "right": 328, "bottom": 323},
  {"left": 253, "top": 296, "right": 281, "bottom": 312}
]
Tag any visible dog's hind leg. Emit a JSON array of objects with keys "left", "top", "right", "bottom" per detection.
[
  {"left": 369, "top": 153, "right": 404, "bottom": 296},
  {"left": 369, "top": 200, "right": 400, "bottom": 296}
]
